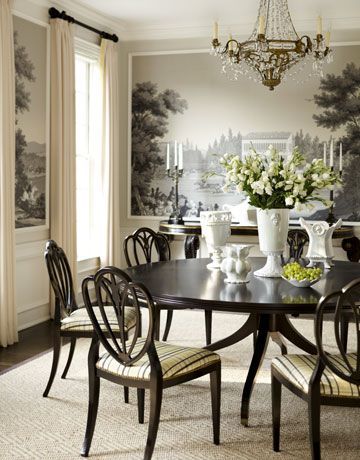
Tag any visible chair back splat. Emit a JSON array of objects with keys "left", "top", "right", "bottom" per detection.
[
  {"left": 123, "top": 227, "right": 170, "bottom": 267},
  {"left": 82, "top": 267, "right": 160, "bottom": 371},
  {"left": 45, "top": 239, "right": 77, "bottom": 322},
  {"left": 315, "top": 278, "right": 360, "bottom": 385}
]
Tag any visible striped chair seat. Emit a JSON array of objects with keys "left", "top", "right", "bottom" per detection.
[
  {"left": 272, "top": 353, "right": 360, "bottom": 397},
  {"left": 96, "top": 339, "right": 220, "bottom": 381},
  {"left": 61, "top": 306, "right": 137, "bottom": 333}
]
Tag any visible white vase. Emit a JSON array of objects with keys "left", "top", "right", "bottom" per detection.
[
  {"left": 220, "top": 244, "right": 253, "bottom": 283},
  {"left": 254, "top": 208, "right": 289, "bottom": 278},
  {"left": 299, "top": 217, "right": 342, "bottom": 269},
  {"left": 200, "top": 211, "right": 232, "bottom": 270}
]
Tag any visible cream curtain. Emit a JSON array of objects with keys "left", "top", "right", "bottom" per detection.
[
  {"left": 50, "top": 19, "right": 77, "bottom": 286},
  {"left": 0, "top": 0, "right": 17, "bottom": 347},
  {"left": 99, "top": 39, "right": 120, "bottom": 267}
]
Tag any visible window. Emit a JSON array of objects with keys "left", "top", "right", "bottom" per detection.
[{"left": 75, "top": 40, "right": 102, "bottom": 260}]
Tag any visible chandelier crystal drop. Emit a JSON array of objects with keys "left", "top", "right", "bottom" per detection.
[{"left": 211, "top": 0, "right": 333, "bottom": 90}]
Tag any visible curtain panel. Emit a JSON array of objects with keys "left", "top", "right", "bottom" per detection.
[
  {"left": 99, "top": 39, "right": 120, "bottom": 267},
  {"left": 0, "top": 0, "right": 17, "bottom": 347},
  {"left": 50, "top": 18, "right": 77, "bottom": 291}
]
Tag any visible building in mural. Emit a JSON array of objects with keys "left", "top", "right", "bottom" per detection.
[{"left": 242, "top": 132, "right": 294, "bottom": 157}]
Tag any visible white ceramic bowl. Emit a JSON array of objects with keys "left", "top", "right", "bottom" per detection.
[{"left": 281, "top": 275, "right": 322, "bottom": 288}]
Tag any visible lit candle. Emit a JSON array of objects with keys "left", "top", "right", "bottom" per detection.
[
  {"left": 174, "top": 140, "right": 178, "bottom": 167},
  {"left": 258, "top": 15, "right": 265, "bottom": 35},
  {"left": 339, "top": 142, "right": 343, "bottom": 172},
  {"left": 325, "top": 30, "right": 331, "bottom": 47},
  {"left": 330, "top": 139, "right": 334, "bottom": 167},
  {"left": 213, "top": 22, "right": 218, "bottom": 41},
  {"left": 317, "top": 16, "right": 322, "bottom": 35},
  {"left": 166, "top": 143, "right": 170, "bottom": 170},
  {"left": 178, "top": 143, "right": 183, "bottom": 170},
  {"left": 323, "top": 142, "right": 326, "bottom": 165}
]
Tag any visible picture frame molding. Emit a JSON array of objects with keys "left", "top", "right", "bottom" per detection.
[
  {"left": 12, "top": 10, "right": 50, "bottom": 233},
  {"left": 127, "top": 42, "right": 360, "bottom": 224}
]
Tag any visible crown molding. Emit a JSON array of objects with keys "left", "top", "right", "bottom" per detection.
[
  {"left": 20, "top": 0, "right": 127, "bottom": 39},
  {"left": 17, "top": 0, "right": 360, "bottom": 43},
  {"left": 122, "top": 16, "right": 360, "bottom": 42}
]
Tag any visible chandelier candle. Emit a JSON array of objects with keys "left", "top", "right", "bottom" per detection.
[{"left": 167, "top": 142, "right": 184, "bottom": 225}]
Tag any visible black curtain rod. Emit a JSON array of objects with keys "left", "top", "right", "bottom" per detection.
[{"left": 49, "top": 7, "right": 119, "bottom": 43}]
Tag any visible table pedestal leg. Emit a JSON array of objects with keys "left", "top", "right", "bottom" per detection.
[
  {"left": 241, "top": 314, "right": 270, "bottom": 427},
  {"left": 240, "top": 313, "right": 316, "bottom": 426},
  {"left": 204, "top": 314, "right": 258, "bottom": 352},
  {"left": 277, "top": 315, "right": 317, "bottom": 354},
  {"left": 270, "top": 332, "right": 287, "bottom": 355}
]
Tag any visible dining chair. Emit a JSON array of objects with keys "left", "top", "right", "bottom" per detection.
[
  {"left": 81, "top": 266, "right": 221, "bottom": 459},
  {"left": 43, "top": 240, "right": 136, "bottom": 400},
  {"left": 124, "top": 227, "right": 213, "bottom": 344},
  {"left": 271, "top": 277, "right": 360, "bottom": 459}
]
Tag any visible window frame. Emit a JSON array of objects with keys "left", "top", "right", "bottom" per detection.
[{"left": 74, "top": 38, "right": 102, "bottom": 262}]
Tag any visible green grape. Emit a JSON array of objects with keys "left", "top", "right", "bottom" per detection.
[{"left": 282, "top": 262, "right": 323, "bottom": 282}]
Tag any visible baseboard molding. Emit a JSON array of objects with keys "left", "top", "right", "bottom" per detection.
[{"left": 18, "top": 310, "right": 50, "bottom": 331}]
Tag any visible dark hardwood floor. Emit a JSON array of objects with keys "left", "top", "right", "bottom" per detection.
[{"left": 0, "top": 320, "right": 58, "bottom": 374}]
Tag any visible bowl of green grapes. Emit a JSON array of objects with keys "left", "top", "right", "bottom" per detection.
[{"left": 282, "top": 262, "right": 323, "bottom": 287}]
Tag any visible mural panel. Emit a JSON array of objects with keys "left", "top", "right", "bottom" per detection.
[
  {"left": 14, "top": 15, "right": 48, "bottom": 229},
  {"left": 129, "top": 47, "right": 360, "bottom": 222}
]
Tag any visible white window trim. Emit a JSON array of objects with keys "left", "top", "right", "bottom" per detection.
[{"left": 75, "top": 39, "right": 102, "bottom": 262}]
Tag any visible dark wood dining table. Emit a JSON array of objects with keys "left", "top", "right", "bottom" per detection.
[{"left": 124, "top": 257, "right": 360, "bottom": 427}]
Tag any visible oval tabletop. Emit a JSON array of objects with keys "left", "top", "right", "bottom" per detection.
[{"left": 124, "top": 257, "right": 360, "bottom": 314}]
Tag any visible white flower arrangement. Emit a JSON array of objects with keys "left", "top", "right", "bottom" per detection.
[{"left": 219, "top": 145, "right": 341, "bottom": 210}]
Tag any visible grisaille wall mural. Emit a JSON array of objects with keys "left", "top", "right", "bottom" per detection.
[
  {"left": 130, "top": 46, "right": 360, "bottom": 222},
  {"left": 14, "top": 15, "right": 48, "bottom": 229}
]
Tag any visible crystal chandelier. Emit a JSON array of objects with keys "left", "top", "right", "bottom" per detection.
[{"left": 211, "top": 0, "right": 333, "bottom": 90}]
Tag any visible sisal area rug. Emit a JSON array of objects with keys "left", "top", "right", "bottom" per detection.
[{"left": 1, "top": 311, "right": 359, "bottom": 459}]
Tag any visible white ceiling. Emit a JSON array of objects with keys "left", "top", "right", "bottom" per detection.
[{"left": 67, "top": 0, "right": 360, "bottom": 41}]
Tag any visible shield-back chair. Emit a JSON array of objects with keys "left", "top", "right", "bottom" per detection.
[
  {"left": 43, "top": 240, "right": 136, "bottom": 400},
  {"left": 81, "top": 266, "right": 221, "bottom": 459},
  {"left": 123, "top": 227, "right": 213, "bottom": 344},
  {"left": 271, "top": 277, "right": 360, "bottom": 459}
]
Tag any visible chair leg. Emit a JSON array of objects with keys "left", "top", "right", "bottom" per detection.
[
  {"left": 81, "top": 338, "right": 100, "bottom": 458},
  {"left": 308, "top": 393, "right": 321, "bottom": 460},
  {"left": 252, "top": 331, "right": 257, "bottom": 350},
  {"left": 271, "top": 372, "right": 282, "bottom": 452},
  {"left": 43, "top": 331, "right": 62, "bottom": 397},
  {"left": 124, "top": 386, "right": 129, "bottom": 403},
  {"left": 137, "top": 388, "right": 145, "bottom": 424},
  {"left": 162, "top": 309, "right": 173, "bottom": 342},
  {"left": 340, "top": 316, "right": 349, "bottom": 353},
  {"left": 61, "top": 337, "right": 77, "bottom": 379},
  {"left": 205, "top": 310, "right": 212, "bottom": 346},
  {"left": 144, "top": 381, "right": 163, "bottom": 460},
  {"left": 210, "top": 365, "right": 221, "bottom": 445}
]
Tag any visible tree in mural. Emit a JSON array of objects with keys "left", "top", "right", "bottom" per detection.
[
  {"left": 294, "top": 130, "right": 323, "bottom": 162},
  {"left": 131, "top": 81, "right": 188, "bottom": 214},
  {"left": 14, "top": 31, "right": 45, "bottom": 224},
  {"left": 313, "top": 63, "right": 360, "bottom": 219},
  {"left": 14, "top": 31, "right": 34, "bottom": 208}
]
